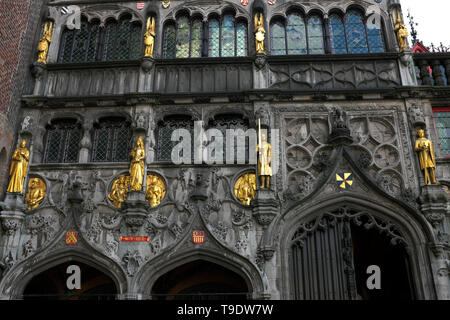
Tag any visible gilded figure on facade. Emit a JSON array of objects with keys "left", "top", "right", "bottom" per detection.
[
  {"left": 146, "top": 174, "right": 166, "bottom": 207},
  {"left": 393, "top": 11, "right": 409, "bottom": 52},
  {"left": 7, "top": 139, "right": 30, "bottom": 194},
  {"left": 25, "top": 178, "right": 46, "bottom": 210},
  {"left": 109, "top": 175, "right": 130, "bottom": 208},
  {"left": 415, "top": 129, "right": 438, "bottom": 185},
  {"left": 254, "top": 13, "right": 266, "bottom": 54},
  {"left": 144, "top": 16, "right": 156, "bottom": 57},
  {"left": 257, "top": 119, "right": 272, "bottom": 189},
  {"left": 129, "top": 136, "right": 146, "bottom": 191},
  {"left": 37, "top": 21, "right": 53, "bottom": 64},
  {"left": 234, "top": 173, "right": 256, "bottom": 205}
]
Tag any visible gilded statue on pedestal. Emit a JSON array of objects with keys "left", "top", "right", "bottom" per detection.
[
  {"left": 415, "top": 129, "right": 438, "bottom": 185},
  {"left": 254, "top": 13, "right": 266, "bottom": 54},
  {"left": 109, "top": 175, "right": 130, "bottom": 208},
  {"left": 7, "top": 139, "right": 30, "bottom": 193},
  {"left": 146, "top": 175, "right": 166, "bottom": 207},
  {"left": 25, "top": 178, "right": 46, "bottom": 210},
  {"left": 37, "top": 21, "right": 53, "bottom": 64},
  {"left": 393, "top": 11, "right": 409, "bottom": 52},
  {"left": 234, "top": 173, "right": 256, "bottom": 205},
  {"left": 257, "top": 120, "right": 272, "bottom": 189},
  {"left": 144, "top": 17, "right": 156, "bottom": 57},
  {"left": 129, "top": 136, "right": 146, "bottom": 191}
]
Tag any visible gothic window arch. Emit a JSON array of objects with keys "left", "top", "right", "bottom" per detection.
[
  {"left": 58, "top": 15, "right": 141, "bottom": 63},
  {"left": 92, "top": 117, "right": 132, "bottom": 162},
  {"left": 344, "top": 11, "right": 369, "bottom": 53},
  {"left": 156, "top": 115, "right": 194, "bottom": 162},
  {"left": 43, "top": 119, "right": 82, "bottom": 163}
]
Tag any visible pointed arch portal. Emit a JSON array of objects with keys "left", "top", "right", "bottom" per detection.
[
  {"left": 22, "top": 261, "right": 117, "bottom": 300},
  {"left": 151, "top": 260, "right": 249, "bottom": 300},
  {"left": 288, "top": 207, "right": 416, "bottom": 300}
]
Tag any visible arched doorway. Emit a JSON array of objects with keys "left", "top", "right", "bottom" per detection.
[
  {"left": 289, "top": 207, "right": 416, "bottom": 300},
  {"left": 23, "top": 261, "right": 117, "bottom": 300},
  {"left": 151, "top": 260, "right": 249, "bottom": 300}
]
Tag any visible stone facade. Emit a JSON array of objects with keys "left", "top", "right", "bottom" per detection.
[{"left": 0, "top": 0, "right": 449, "bottom": 300}]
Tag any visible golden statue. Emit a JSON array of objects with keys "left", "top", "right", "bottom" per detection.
[
  {"left": 109, "top": 175, "right": 130, "bottom": 208},
  {"left": 129, "top": 136, "right": 146, "bottom": 191},
  {"left": 393, "top": 12, "right": 409, "bottom": 52},
  {"left": 146, "top": 174, "right": 166, "bottom": 207},
  {"left": 25, "top": 178, "right": 46, "bottom": 210},
  {"left": 257, "top": 119, "right": 272, "bottom": 189},
  {"left": 254, "top": 13, "right": 266, "bottom": 54},
  {"left": 415, "top": 129, "right": 438, "bottom": 185},
  {"left": 144, "top": 17, "right": 156, "bottom": 57},
  {"left": 7, "top": 139, "right": 30, "bottom": 193},
  {"left": 37, "top": 21, "right": 53, "bottom": 64},
  {"left": 234, "top": 173, "right": 256, "bottom": 205}
]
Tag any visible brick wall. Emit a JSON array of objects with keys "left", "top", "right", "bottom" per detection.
[{"left": 0, "top": 0, "right": 44, "bottom": 197}]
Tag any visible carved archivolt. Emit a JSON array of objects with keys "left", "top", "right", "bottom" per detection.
[{"left": 291, "top": 206, "right": 407, "bottom": 248}]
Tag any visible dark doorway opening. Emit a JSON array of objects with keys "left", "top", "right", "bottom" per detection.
[
  {"left": 151, "top": 260, "right": 249, "bottom": 300},
  {"left": 23, "top": 261, "right": 117, "bottom": 300},
  {"left": 352, "top": 224, "right": 415, "bottom": 300}
]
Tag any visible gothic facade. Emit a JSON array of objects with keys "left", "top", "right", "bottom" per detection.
[{"left": 0, "top": 0, "right": 449, "bottom": 300}]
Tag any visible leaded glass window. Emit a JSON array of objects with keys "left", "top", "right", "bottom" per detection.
[
  {"left": 208, "top": 19, "right": 220, "bottom": 57},
  {"left": 209, "top": 115, "right": 250, "bottom": 163},
  {"left": 433, "top": 109, "right": 450, "bottom": 156},
  {"left": 59, "top": 19, "right": 100, "bottom": 63},
  {"left": 163, "top": 24, "right": 176, "bottom": 58},
  {"left": 157, "top": 116, "right": 194, "bottom": 162},
  {"left": 307, "top": 16, "right": 324, "bottom": 54},
  {"left": 221, "top": 15, "right": 236, "bottom": 57},
  {"left": 44, "top": 119, "right": 82, "bottom": 163},
  {"left": 103, "top": 17, "right": 142, "bottom": 61},
  {"left": 236, "top": 22, "right": 248, "bottom": 56},
  {"left": 191, "top": 19, "right": 203, "bottom": 58},
  {"left": 286, "top": 13, "right": 307, "bottom": 55},
  {"left": 92, "top": 118, "right": 132, "bottom": 162},
  {"left": 345, "top": 11, "right": 369, "bottom": 54},
  {"left": 270, "top": 21, "right": 286, "bottom": 55},
  {"left": 329, "top": 16, "right": 347, "bottom": 54},
  {"left": 366, "top": 20, "right": 385, "bottom": 53},
  {"left": 176, "top": 16, "right": 190, "bottom": 58},
  {"left": 59, "top": 16, "right": 141, "bottom": 63}
]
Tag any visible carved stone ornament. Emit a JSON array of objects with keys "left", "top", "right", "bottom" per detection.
[{"left": 254, "top": 53, "right": 267, "bottom": 70}]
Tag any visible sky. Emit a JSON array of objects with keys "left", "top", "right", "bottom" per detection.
[{"left": 402, "top": 0, "right": 450, "bottom": 46}]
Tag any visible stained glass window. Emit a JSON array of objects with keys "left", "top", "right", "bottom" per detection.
[
  {"left": 366, "top": 19, "right": 385, "bottom": 53},
  {"left": 307, "top": 16, "right": 324, "bottom": 54},
  {"left": 191, "top": 19, "right": 203, "bottom": 58},
  {"left": 329, "top": 16, "right": 347, "bottom": 54},
  {"left": 92, "top": 118, "right": 132, "bottom": 162},
  {"left": 270, "top": 21, "right": 286, "bottom": 55},
  {"left": 163, "top": 24, "right": 176, "bottom": 58},
  {"left": 434, "top": 109, "right": 450, "bottom": 156},
  {"left": 221, "top": 15, "right": 236, "bottom": 57},
  {"left": 44, "top": 119, "right": 82, "bottom": 163},
  {"left": 236, "top": 22, "right": 248, "bottom": 56},
  {"left": 176, "top": 16, "right": 190, "bottom": 58},
  {"left": 208, "top": 19, "right": 220, "bottom": 57},
  {"left": 345, "top": 11, "right": 368, "bottom": 54},
  {"left": 286, "top": 13, "right": 307, "bottom": 55}
]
